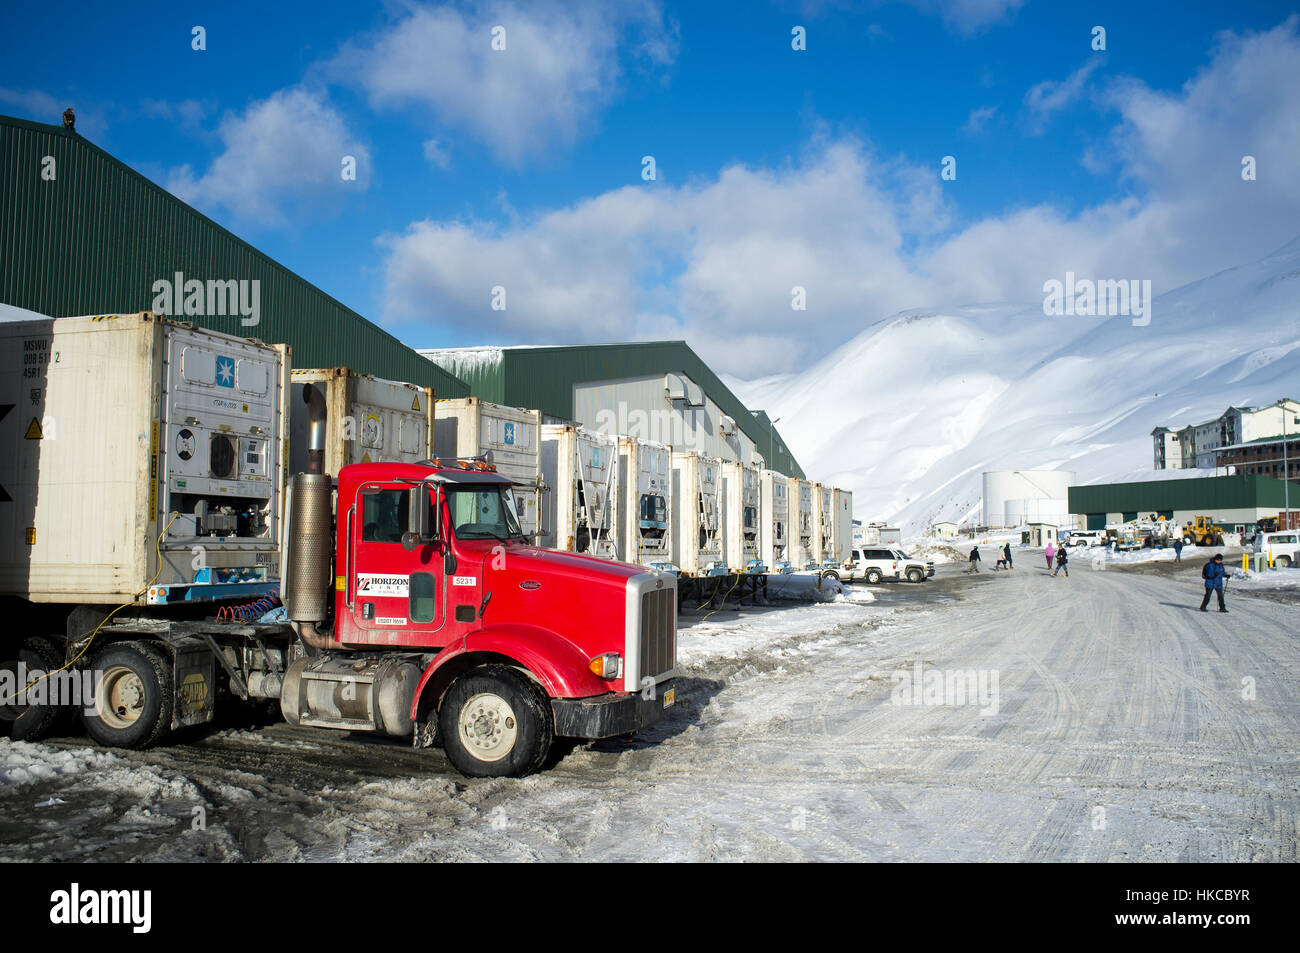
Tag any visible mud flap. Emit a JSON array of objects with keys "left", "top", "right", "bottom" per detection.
[{"left": 171, "top": 642, "right": 216, "bottom": 729}]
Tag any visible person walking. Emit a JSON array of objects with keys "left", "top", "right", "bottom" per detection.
[
  {"left": 1199, "top": 553, "right": 1228, "bottom": 612},
  {"left": 1003, "top": 541, "right": 1013, "bottom": 570},
  {"left": 1051, "top": 544, "right": 1069, "bottom": 577},
  {"left": 967, "top": 546, "right": 981, "bottom": 574},
  {"left": 1045, "top": 540, "right": 1056, "bottom": 571},
  {"left": 1173, "top": 537, "right": 1184, "bottom": 562}
]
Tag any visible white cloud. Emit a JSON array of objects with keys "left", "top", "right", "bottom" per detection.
[
  {"left": 1023, "top": 58, "right": 1103, "bottom": 134},
  {"left": 381, "top": 18, "right": 1300, "bottom": 378},
  {"left": 900, "top": 0, "right": 1024, "bottom": 33},
  {"left": 166, "top": 87, "right": 370, "bottom": 227},
  {"left": 963, "top": 105, "right": 997, "bottom": 134},
  {"left": 422, "top": 138, "right": 451, "bottom": 169},
  {"left": 333, "top": 1, "right": 676, "bottom": 165},
  {"left": 139, "top": 98, "right": 211, "bottom": 128}
]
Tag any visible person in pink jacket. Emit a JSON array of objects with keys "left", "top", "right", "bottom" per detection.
[{"left": 1045, "top": 540, "right": 1056, "bottom": 570}]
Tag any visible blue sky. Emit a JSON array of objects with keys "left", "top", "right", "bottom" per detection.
[{"left": 3, "top": 1, "right": 1299, "bottom": 375}]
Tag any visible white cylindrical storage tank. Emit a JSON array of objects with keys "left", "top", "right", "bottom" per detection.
[
  {"left": 1003, "top": 498, "right": 1069, "bottom": 527},
  {"left": 982, "top": 470, "right": 1075, "bottom": 528}
]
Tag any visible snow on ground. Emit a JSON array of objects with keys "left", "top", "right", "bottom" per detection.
[
  {"left": 0, "top": 740, "right": 119, "bottom": 788},
  {"left": 1228, "top": 566, "right": 1300, "bottom": 589},
  {"left": 2, "top": 562, "right": 1296, "bottom": 862}
]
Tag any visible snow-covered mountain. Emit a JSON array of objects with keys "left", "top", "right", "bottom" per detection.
[{"left": 729, "top": 237, "right": 1300, "bottom": 534}]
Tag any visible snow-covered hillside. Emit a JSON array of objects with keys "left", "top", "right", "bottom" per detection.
[{"left": 731, "top": 237, "right": 1300, "bottom": 533}]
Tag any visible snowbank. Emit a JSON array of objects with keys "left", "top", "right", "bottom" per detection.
[
  {"left": 0, "top": 739, "right": 119, "bottom": 787},
  {"left": 760, "top": 571, "right": 851, "bottom": 603},
  {"left": 1228, "top": 567, "right": 1300, "bottom": 589}
]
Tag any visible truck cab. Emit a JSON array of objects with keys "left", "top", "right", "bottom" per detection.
[{"left": 280, "top": 460, "right": 678, "bottom": 777}]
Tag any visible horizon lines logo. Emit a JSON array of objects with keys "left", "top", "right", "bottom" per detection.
[{"left": 1043, "top": 271, "right": 1152, "bottom": 327}]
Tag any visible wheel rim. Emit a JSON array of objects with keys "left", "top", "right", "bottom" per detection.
[
  {"left": 458, "top": 692, "right": 519, "bottom": 763},
  {"left": 98, "top": 665, "right": 146, "bottom": 730}
]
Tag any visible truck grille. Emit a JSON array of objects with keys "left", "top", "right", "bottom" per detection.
[{"left": 639, "top": 587, "right": 676, "bottom": 680}]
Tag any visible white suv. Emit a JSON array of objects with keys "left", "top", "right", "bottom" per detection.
[
  {"left": 834, "top": 547, "right": 934, "bottom": 584},
  {"left": 1063, "top": 530, "right": 1103, "bottom": 547},
  {"left": 1255, "top": 531, "right": 1300, "bottom": 568}
]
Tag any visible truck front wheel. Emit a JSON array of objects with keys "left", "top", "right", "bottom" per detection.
[
  {"left": 1, "top": 637, "right": 70, "bottom": 742},
  {"left": 83, "top": 641, "right": 174, "bottom": 749},
  {"left": 439, "top": 666, "right": 553, "bottom": 778},
  {"left": 906, "top": 568, "right": 925, "bottom": 583}
]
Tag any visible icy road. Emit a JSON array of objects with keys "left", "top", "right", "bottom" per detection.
[{"left": 2, "top": 553, "right": 1297, "bottom": 862}]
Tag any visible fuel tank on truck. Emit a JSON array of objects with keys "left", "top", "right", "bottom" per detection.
[
  {"left": 289, "top": 367, "right": 434, "bottom": 476},
  {"left": 0, "top": 311, "right": 288, "bottom": 605}
]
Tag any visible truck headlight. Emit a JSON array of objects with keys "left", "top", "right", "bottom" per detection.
[{"left": 588, "top": 653, "right": 621, "bottom": 679}]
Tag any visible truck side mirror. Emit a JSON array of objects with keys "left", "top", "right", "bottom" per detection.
[{"left": 402, "top": 485, "right": 434, "bottom": 551}]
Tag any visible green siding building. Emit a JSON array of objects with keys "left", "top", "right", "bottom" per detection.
[
  {"left": 419, "top": 343, "right": 805, "bottom": 479},
  {"left": 0, "top": 113, "right": 468, "bottom": 398},
  {"left": 1068, "top": 474, "right": 1291, "bottom": 532}
]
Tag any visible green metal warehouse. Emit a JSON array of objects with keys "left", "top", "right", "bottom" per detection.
[
  {"left": 1068, "top": 474, "right": 1292, "bottom": 534},
  {"left": 0, "top": 113, "right": 467, "bottom": 397},
  {"left": 418, "top": 343, "right": 805, "bottom": 479}
]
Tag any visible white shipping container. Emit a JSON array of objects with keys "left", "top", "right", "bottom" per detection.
[
  {"left": 833, "top": 488, "right": 853, "bottom": 566},
  {"left": 540, "top": 424, "right": 619, "bottom": 559},
  {"left": 721, "top": 460, "right": 763, "bottom": 572},
  {"left": 789, "top": 478, "right": 815, "bottom": 569},
  {"left": 618, "top": 436, "right": 672, "bottom": 569},
  {"left": 289, "top": 367, "right": 433, "bottom": 475},
  {"left": 670, "top": 450, "right": 726, "bottom": 577},
  {"left": 434, "top": 398, "right": 542, "bottom": 536},
  {"left": 812, "top": 482, "right": 832, "bottom": 566},
  {"left": 0, "top": 312, "right": 288, "bottom": 603},
  {"left": 760, "top": 470, "right": 791, "bottom": 571}
]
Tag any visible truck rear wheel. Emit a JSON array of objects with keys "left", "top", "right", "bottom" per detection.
[
  {"left": 1, "top": 637, "right": 69, "bottom": 742},
  {"left": 439, "top": 665, "right": 552, "bottom": 778},
  {"left": 83, "top": 641, "right": 174, "bottom": 749},
  {"left": 865, "top": 568, "right": 883, "bottom": 584}
]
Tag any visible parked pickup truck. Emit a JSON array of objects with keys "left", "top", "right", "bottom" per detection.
[
  {"left": 1254, "top": 531, "right": 1300, "bottom": 568},
  {"left": 832, "top": 546, "right": 934, "bottom": 584}
]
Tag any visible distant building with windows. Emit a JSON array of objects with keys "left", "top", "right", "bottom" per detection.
[{"left": 1153, "top": 400, "right": 1300, "bottom": 471}]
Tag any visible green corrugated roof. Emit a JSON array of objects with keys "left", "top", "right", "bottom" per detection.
[
  {"left": 422, "top": 342, "right": 805, "bottom": 479},
  {"left": 1068, "top": 474, "right": 1291, "bottom": 513},
  {"left": 0, "top": 113, "right": 468, "bottom": 398}
]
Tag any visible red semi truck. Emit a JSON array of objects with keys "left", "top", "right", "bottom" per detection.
[
  {"left": 4, "top": 458, "right": 678, "bottom": 778},
  {"left": 0, "top": 313, "right": 677, "bottom": 777}
]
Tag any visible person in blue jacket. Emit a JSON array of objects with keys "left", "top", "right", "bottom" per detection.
[{"left": 1199, "top": 553, "right": 1228, "bottom": 612}]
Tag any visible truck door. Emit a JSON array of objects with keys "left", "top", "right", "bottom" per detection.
[{"left": 350, "top": 482, "right": 445, "bottom": 642}]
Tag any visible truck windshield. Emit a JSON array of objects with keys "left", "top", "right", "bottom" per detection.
[{"left": 447, "top": 485, "right": 525, "bottom": 541}]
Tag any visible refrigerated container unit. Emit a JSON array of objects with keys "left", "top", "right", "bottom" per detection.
[
  {"left": 670, "top": 450, "right": 727, "bottom": 581},
  {"left": 618, "top": 436, "right": 673, "bottom": 571},
  {"left": 289, "top": 367, "right": 433, "bottom": 476},
  {"left": 0, "top": 312, "right": 288, "bottom": 605},
  {"left": 434, "top": 398, "right": 542, "bottom": 536},
  {"left": 812, "top": 482, "right": 834, "bottom": 569},
  {"left": 761, "top": 470, "right": 792, "bottom": 573},
  {"left": 721, "top": 460, "right": 764, "bottom": 574},
  {"left": 790, "top": 478, "right": 815, "bottom": 570},
  {"left": 540, "top": 424, "right": 619, "bottom": 559},
  {"left": 833, "top": 487, "right": 854, "bottom": 570}
]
